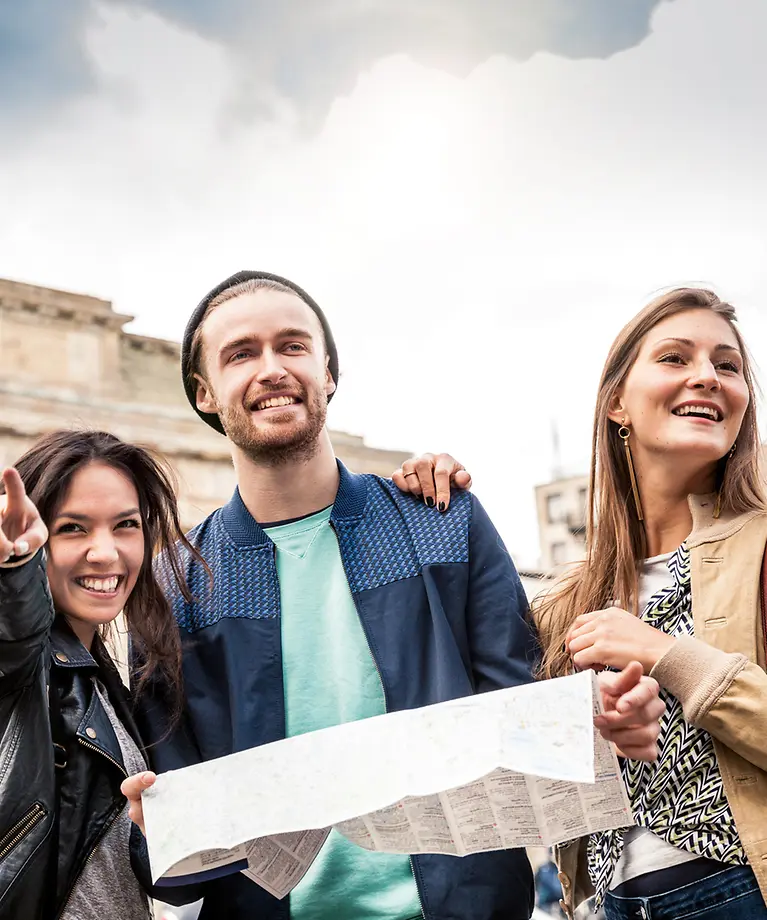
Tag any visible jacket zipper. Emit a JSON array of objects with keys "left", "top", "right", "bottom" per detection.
[
  {"left": 0, "top": 802, "right": 47, "bottom": 861},
  {"left": 77, "top": 736, "right": 128, "bottom": 778},
  {"left": 56, "top": 738, "right": 129, "bottom": 918},
  {"left": 408, "top": 856, "right": 427, "bottom": 920},
  {"left": 761, "top": 553, "right": 767, "bottom": 667},
  {"left": 328, "top": 522, "right": 426, "bottom": 919}
]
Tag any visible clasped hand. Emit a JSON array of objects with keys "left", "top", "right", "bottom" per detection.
[
  {"left": 566, "top": 610, "right": 671, "bottom": 761},
  {"left": 567, "top": 606, "right": 676, "bottom": 675}
]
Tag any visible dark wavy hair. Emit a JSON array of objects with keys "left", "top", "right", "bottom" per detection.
[{"left": 10, "top": 429, "right": 206, "bottom": 715}]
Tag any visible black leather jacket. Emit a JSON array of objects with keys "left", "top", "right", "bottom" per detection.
[{"left": 0, "top": 552, "right": 145, "bottom": 919}]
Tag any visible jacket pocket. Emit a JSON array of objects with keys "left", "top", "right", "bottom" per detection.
[{"left": 0, "top": 803, "right": 47, "bottom": 863}]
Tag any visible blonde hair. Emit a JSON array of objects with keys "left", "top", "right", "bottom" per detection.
[{"left": 536, "top": 287, "right": 765, "bottom": 679}]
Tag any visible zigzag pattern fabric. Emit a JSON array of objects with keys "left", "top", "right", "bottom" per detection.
[{"left": 587, "top": 543, "right": 747, "bottom": 907}]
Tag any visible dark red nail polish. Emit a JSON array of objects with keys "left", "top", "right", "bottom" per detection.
[
  {"left": 438, "top": 502, "right": 446, "bottom": 512},
  {"left": 425, "top": 497, "right": 434, "bottom": 508}
]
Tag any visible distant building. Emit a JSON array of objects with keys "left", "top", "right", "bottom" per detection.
[
  {"left": 534, "top": 449, "right": 767, "bottom": 574},
  {"left": 534, "top": 473, "right": 589, "bottom": 571},
  {"left": 0, "top": 278, "right": 412, "bottom": 528},
  {"left": 517, "top": 569, "right": 554, "bottom": 603}
]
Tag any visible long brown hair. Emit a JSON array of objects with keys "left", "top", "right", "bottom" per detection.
[
  {"left": 10, "top": 429, "right": 205, "bottom": 711},
  {"left": 536, "top": 288, "right": 765, "bottom": 679}
]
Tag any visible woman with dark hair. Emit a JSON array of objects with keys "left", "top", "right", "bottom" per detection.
[{"left": 0, "top": 429, "right": 202, "bottom": 920}]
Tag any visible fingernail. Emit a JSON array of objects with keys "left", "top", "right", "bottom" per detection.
[
  {"left": 15, "top": 540, "right": 29, "bottom": 556},
  {"left": 438, "top": 502, "right": 446, "bottom": 512},
  {"left": 425, "top": 497, "right": 434, "bottom": 508}
]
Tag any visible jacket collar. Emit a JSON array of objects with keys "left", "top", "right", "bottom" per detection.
[
  {"left": 50, "top": 616, "right": 144, "bottom": 754},
  {"left": 687, "top": 492, "right": 766, "bottom": 548},
  {"left": 49, "top": 618, "right": 126, "bottom": 688},
  {"left": 220, "top": 459, "right": 368, "bottom": 548},
  {"left": 50, "top": 616, "right": 99, "bottom": 671}
]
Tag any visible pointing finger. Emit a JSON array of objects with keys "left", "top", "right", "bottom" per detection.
[
  {"left": 597, "top": 661, "right": 644, "bottom": 704},
  {"left": 1, "top": 469, "right": 27, "bottom": 519}
]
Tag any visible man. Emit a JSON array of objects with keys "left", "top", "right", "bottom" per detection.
[{"left": 124, "top": 270, "right": 663, "bottom": 920}]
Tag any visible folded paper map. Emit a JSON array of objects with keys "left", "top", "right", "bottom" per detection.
[{"left": 142, "top": 670, "right": 633, "bottom": 898}]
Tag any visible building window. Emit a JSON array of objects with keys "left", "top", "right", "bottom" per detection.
[
  {"left": 551, "top": 542, "right": 568, "bottom": 566},
  {"left": 546, "top": 492, "right": 565, "bottom": 523}
]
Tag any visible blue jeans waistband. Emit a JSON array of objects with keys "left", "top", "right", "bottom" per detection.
[
  {"left": 605, "top": 865, "right": 765, "bottom": 920},
  {"left": 610, "top": 857, "right": 728, "bottom": 899}
]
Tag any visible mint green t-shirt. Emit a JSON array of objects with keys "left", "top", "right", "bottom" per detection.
[{"left": 265, "top": 508, "right": 422, "bottom": 920}]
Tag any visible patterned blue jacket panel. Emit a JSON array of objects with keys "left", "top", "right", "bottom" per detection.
[
  {"left": 136, "top": 462, "right": 536, "bottom": 920},
  {"left": 164, "top": 470, "right": 472, "bottom": 633}
]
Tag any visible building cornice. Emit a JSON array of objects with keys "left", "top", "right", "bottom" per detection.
[
  {"left": 0, "top": 279, "right": 133, "bottom": 332},
  {"left": 123, "top": 333, "right": 180, "bottom": 358}
]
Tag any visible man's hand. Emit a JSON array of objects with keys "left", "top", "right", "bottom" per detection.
[
  {"left": 595, "top": 662, "right": 665, "bottom": 761},
  {"left": 121, "top": 771, "right": 157, "bottom": 836},
  {"left": 392, "top": 453, "right": 472, "bottom": 512},
  {"left": 567, "top": 607, "right": 676, "bottom": 674},
  {"left": 0, "top": 468, "right": 48, "bottom": 564}
]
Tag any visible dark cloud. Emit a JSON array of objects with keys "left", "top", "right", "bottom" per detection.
[
  {"left": 1, "top": 0, "right": 674, "bottom": 125},
  {"left": 0, "top": 0, "right": 93, "bottom": 115}
]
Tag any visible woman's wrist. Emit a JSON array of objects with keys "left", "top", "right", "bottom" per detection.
[
  {"left": 646, "top": 633, "right": 676, "bottom": 672},
  {"left": 0, "top": 548, "right": 38, "bottom": 569}
]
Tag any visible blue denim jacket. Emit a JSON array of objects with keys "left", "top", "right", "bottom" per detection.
[{"left": 132, "top": 462, "right": 538, "bottom": 919}]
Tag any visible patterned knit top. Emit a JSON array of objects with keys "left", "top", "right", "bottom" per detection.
[{"left": 587, "top": 543, "right": 747, "bottom": 906}]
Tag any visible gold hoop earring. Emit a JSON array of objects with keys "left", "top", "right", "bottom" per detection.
[
  {"left": 713, "top": 442, "right": 737, "bottom": 519},
  {"left": 618, "top": 424, "right": 644, "bottom": 522}
]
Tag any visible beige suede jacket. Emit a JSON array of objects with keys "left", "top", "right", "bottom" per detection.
[{"left": 552, "top": 494, "right": 767, "bottom": 919}]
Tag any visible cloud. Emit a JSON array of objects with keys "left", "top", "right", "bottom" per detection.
[
  {"left": 2, "top": 0, "right": 673, "bottom": 127},
  {"left": 0, "top": 0, "right": 93, "bottom": 116},
  {"left": 1, "top": 0, "right": 765, "bottom": 566}
]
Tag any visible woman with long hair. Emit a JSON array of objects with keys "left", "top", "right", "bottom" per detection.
[
  {"left": 398, "top": 287, "right": 767, "bottom": 919},
  {"left": 540, "top": 288, "right": 767, "bottom": 919},
  {"left": 0, "top": 429, "right": 202, "bottom": 920}
]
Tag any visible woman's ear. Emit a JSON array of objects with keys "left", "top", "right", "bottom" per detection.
[{"left": 607, "top": 392, "right": 628, "bottom": 426}]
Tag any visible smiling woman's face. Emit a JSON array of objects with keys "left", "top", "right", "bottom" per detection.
[
  {"left": 46, "top": 461, "right": 145, "bottom": 647},
  {"left": 611, "top": 308, "right": 750, "bottom": 484}
]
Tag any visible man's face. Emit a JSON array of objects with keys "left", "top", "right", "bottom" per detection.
[{"left": 195, "top": 290, "right": 336, "bottom": 463}]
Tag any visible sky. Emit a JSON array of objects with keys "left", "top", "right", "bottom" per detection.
[{"left": 2, "top": 0, "right": 767, "bottom": 567}]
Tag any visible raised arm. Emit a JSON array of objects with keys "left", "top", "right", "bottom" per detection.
[{"left": 0, "top": 468, "right": 53, "bottom": 690}]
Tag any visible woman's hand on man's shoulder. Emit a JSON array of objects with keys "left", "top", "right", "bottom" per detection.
[{"left": 392, "top": 452, "right": 472, "bottom": 512}]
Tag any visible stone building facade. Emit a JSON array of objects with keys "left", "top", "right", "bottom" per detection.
[{"left": 0, "top": 277, "right": 412, "bottom": 526}]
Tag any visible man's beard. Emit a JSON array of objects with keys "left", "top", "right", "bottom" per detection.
[{"left": 216, "top": 386, "right": 328, "bottom": 466}]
